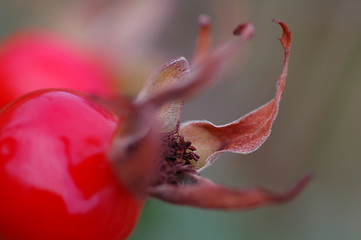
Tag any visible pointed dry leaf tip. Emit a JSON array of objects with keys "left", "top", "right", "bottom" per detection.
[
  {"left": 180, "top": 21, "right": 292, "bottom": 171},
  {"left": 198, "top": 14, "right": 211, "bottom": 27},
  {"left": 273, "top": 19, "right": 291, "bottom": 53},
  {"left": 192, "top": 14, "right": 212, "bottom": 66},
  {"left": 212, "top": 22, "right": 254, "bottom": 64},
  {"left": 233, "top": 23, "right": 250, "bottom": 36},
  {"left": 148, "top": 173, "right": 312, "bottom": 210}
]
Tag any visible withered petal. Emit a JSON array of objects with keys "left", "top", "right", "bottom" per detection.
[
  {"left": 179, "top": 20, "right": 291, "bottom": 170},
  {"left": 137, "top": 57, "right": 190, "bottom": 132},
  {"left": 148, "top": 173, "right": 312, "bottom": 210}
]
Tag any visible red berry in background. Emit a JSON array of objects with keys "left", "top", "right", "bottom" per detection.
[
  {"left": 0, "top": 31, "right": 115, "bottom": 108},
  {"left": 0, "top": 90, "right": 143, "bottom": 240}
]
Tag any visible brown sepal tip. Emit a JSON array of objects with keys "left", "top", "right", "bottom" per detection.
[
  {"left": 233, "top": 22, "right": 252, "bottom": 36},
  {"left": 198, "top": 14, "right": 211, "bottom": 27},
  {"left": 273, "top": 19, "right": 291, "bottom": 51}
]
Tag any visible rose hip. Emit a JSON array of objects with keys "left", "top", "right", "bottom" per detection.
[{"left": 0, "top": 90, "right": 142, "bottom": 240}]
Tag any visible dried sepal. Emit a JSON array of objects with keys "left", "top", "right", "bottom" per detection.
[
  {"left": 179, "top": 20, "right": 291, "bottom": 170},
  {"left": 110, "top": 19, "right": 308, "bottom": 210},
  {"left": 108, "top": 103, "right": 160, "bottom": 198},
  {"left": 213, "top": 22, "right": 254, "bottom": 64},
  {"left": 109, "top": 21, "right": 255, "bottom": 197},
  {"left": 137, "top": 57, "right": 190, "bottom": 99},
  {"left": 148, "top": 173, "right": 312, "bottom": 210},
  {"left": 138, "top": 22, "right": 254, "bottom": 111},
  {"left": 192, "top": 15, "right": 212, "bottom": 66},
  {"left": 137, "top": 57, "right": 190, "bottom": 132}
]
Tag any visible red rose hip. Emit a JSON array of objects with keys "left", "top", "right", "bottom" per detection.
[{"left": 0, "top": 90, "right": 143, "bottom": 240}]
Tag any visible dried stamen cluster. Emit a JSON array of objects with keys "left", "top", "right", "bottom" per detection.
[{"left": 152, "top": 132, "right": 200, "bottom": 185}]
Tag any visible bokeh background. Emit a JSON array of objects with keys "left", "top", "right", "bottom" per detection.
[{"left": 1, "top": 0, "right": 361, "bottom": 239}]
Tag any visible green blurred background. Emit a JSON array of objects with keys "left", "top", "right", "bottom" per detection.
[{"left": 1, "top": 0, "right": 361, "bottom": 239}]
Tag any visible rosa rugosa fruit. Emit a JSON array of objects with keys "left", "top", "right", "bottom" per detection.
[
  {"left": 0, "top": 90, "right": 143, "bottom": 240},
  {"left": 0, "top": 31, "right": 114, "bottom": 108}
]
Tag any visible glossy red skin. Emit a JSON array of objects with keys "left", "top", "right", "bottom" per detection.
[
  {"left": 0, "top": 90, "right": 143, "bottom": 240},
  {"left": 0, "top": 31, "right": 115, "bottom": 108}
]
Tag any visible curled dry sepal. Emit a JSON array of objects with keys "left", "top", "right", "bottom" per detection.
[{"left": 109, "top": 17, "right": 312, "bottom": 210}]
